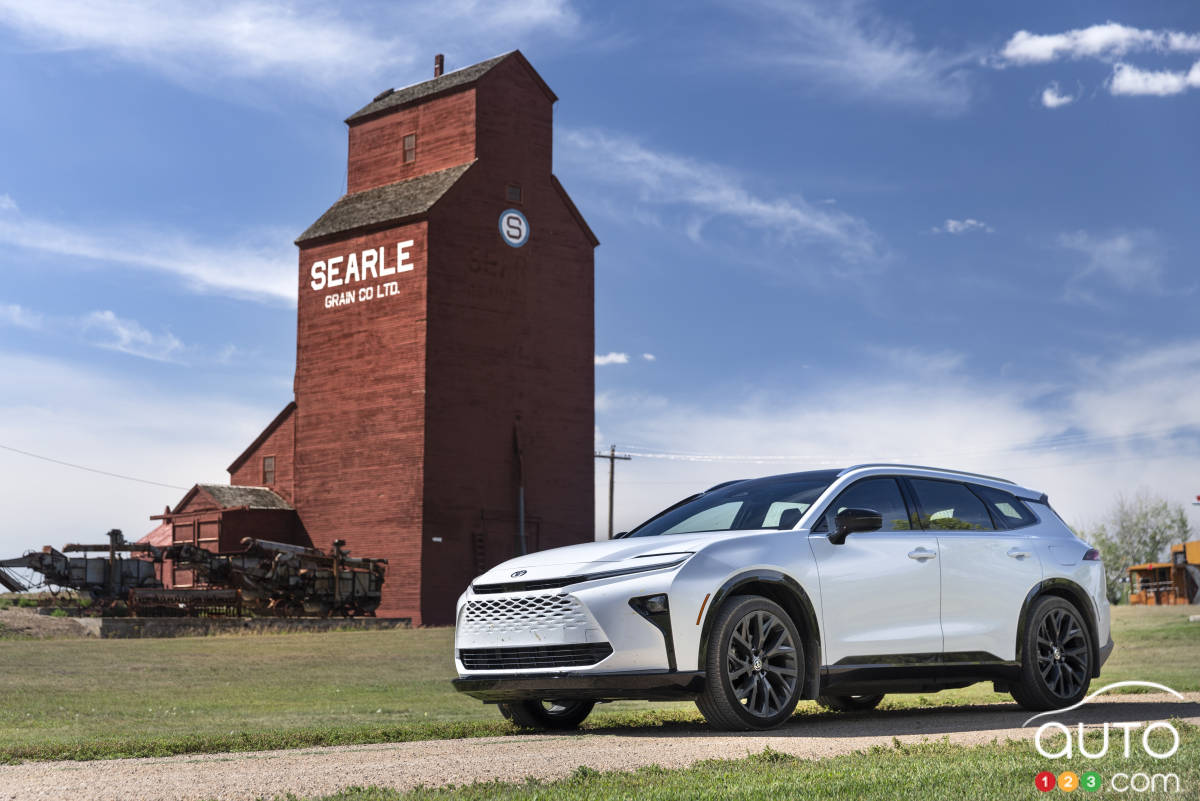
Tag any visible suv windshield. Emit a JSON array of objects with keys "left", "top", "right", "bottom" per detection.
[{"left": 626, "top": 470, "right": 839, "bottom": 537}]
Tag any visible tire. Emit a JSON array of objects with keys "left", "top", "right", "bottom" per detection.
[
  {"left": 817, "top": 694, "right": 884, "bottom": 712},
  {"left": 695, "top": 595, "right": 804, "bottom": 731},
  {"left": 497, "top": 699, "right": 595, "bottom": 730},
  {"left": 1010, "top": 596, "right": 1093, "bottom": 711}
]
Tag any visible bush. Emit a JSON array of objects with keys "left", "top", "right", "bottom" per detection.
[{"left": 49, "top": 608, "right": 68, "bottom": 618}]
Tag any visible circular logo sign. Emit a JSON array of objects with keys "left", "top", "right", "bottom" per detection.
[
  {"left": 499, "top": 208, "right": 530, "bottom": 248},
  {"left": 510, "top": 570, "right": 527, "bottom": 578}
]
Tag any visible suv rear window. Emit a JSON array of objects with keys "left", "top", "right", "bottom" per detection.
[
  {"left": 908, "top": 478, "right": 994, "bottom": 531},
  {"left": 971, "top": 484, "right": 1038, "bottom": 529}
]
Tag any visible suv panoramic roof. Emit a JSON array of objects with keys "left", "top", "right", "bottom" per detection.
[{"left": 838, "top": 463, "right": 1017, "bottom": 486}]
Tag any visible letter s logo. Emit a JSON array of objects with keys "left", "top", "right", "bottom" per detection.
[{"left": 498, "top": 209, "right": 529, "bottom": 248}]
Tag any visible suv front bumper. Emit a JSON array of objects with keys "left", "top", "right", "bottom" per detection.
[{"left": 452, "top": 670, "right": 704, "bottom": 702}]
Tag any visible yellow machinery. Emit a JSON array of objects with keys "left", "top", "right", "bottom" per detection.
[{"left": 1128, "top": 541, "right": 1200, "bottom": 605}]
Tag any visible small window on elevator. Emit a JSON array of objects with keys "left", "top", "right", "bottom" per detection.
[
  {"left": 262, "top": 456, "right": 276, "bottom": 485},
  {"left": 506, "top": 184, "right": 523, "bottom": 203},
  {"left": 403, "top": 133, "right": 417, "bottom": 163}
]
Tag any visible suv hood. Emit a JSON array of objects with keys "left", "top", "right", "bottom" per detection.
[{"left": 472, "top": 533, "right": 728, "bottom": 587}]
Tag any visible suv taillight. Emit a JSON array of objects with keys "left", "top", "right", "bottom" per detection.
[{"left": 1083, "top": 548, "right": 1101, "bottom": 561}]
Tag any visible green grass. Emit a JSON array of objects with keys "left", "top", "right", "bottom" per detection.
[
  {"left": 0, "top": 605, "right": 1195, "bottom": 764},
  {"left": 296, "top": 725, "right": 1200, "bottom": 801}
]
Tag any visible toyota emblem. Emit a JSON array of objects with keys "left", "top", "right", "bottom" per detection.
[{"left": 511, "top": 570, "right": 527, "bottom": 578}]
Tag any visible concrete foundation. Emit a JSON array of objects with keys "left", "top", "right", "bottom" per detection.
[{"left": 69, "top": 616, "right": 412, "bottom": 638}]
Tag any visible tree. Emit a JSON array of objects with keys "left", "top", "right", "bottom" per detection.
[{"left": 1082, "top": 491, "right": 1193, "bottom": 605}]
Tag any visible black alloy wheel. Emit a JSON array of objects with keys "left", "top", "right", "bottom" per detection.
[
  {"left": 1011, "top": 596, "right": 1093, "bottom": 711},
  {"left": 696, "top": 595, "right": 804, "bottom": 730},
  {"left": 1036, "top": 607, "right": 1090, "bottom": 698}
]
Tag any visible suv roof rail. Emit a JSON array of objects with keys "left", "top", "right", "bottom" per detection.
[{"left": 838, "top": 463, "right": 1017, "bottom": 486}]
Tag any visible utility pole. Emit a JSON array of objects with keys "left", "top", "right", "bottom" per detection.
[{"left": 594, "top": 445, "right": 631, "bottom": 539}]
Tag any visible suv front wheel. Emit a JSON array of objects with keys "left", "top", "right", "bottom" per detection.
[{"left": 696, "top": 595, "right": 804, "bottom": 731}]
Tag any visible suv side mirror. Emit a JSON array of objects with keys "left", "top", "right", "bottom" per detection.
[{"left": 828, "top": 508, "right": 882, "bottom": 545}]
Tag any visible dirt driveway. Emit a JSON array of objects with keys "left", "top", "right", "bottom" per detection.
[{"left": 3, "top": 693, "right": 1197, "bottom": 801}]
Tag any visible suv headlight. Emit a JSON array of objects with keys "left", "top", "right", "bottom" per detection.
[{"left": 577, "top": 553, "right": 692, "bottom": 582}]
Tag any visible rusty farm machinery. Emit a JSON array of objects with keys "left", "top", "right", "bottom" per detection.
[
  {"left": 0, "top": 529, "right": 386, "bottom": 618},
  {"left": 163, "top": 537, "right": 387, "bottom": 617}
]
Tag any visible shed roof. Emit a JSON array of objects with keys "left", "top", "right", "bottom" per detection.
[
  {"left": 136, "top": 521, "right": 173, "bottom": 549},
  {"left": 165, "top": 484, "right": 295, "bottom": 516},
  {"left": 345, "top": 50, "right": 554, "bottom": 123},
  {"left": 198, "top": 484, "right": 294, "bottom": 510},
  {"left": 295, "top": 161, "right": 475, "bottom": 245}
]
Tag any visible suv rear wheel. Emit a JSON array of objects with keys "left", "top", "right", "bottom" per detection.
[
  {"left": 498, "top": 699, "right": 595, "bottom": 730},
  {"left": 696, "top": 595, "right": 804, "bottom": 731},
  {"left": 817, "top": 694, "right": 884, "bottom": 712},
  {"left": 1010, "top": 596, "right": 1093, "bottom": 711}
]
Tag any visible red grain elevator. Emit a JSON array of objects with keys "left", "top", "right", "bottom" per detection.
[{"left": 224, "top": 51, "right": 596, "bottom": 625}]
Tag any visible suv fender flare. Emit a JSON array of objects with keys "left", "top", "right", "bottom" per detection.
[
  {"left": 1016, "top": 578, "right": 1101, "bottom": 678},
  {"left": 697, "top": 570, "right": 822, "bottom": 700}
]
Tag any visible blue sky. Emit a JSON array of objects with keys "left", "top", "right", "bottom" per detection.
[{"left": 1, "top": 0, "right": 1199, "bottom": 552}]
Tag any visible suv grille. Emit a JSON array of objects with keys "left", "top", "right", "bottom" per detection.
[
  {"left": 472, "top": 576, "right": 584, "bottom": 594},
  {"left": 458, "top": 643, "right": 614, "bottom": 670},
  {"left": 460, "top": 594, "right": 590, "bottom": 635}
]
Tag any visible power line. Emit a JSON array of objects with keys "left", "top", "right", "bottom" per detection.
[
  {"left": 0, "top": 443, "right": 189, "bottom": 491},
  {"left": 615, "top": 423, "right": 1200, "bottom": 466}
]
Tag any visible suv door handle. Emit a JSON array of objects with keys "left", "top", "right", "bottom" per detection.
[
  {"left": 907, "top": 547, "right": 936, "bottom": 561},
  {"left": 1007, "top": 548, "right": 1032, "bottom": 559}
]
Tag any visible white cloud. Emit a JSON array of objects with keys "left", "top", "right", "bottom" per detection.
[
  {"left": 1041, "top": 82, "right": 1076, "bottom": 107},
  {"left": 1058, "top": 230, "right": 1164, "bottom": 303},
  {"left": 642, "top": 353, "right": 656, "bottom": 362},
  {"left": 0, "top": 350, "right": 279, "bottom": 556},
  {"left": 0, "top": 303, "right": 43, "bottom": 330},
  {"left": 1110, "top": 61, "right": 1200, "bottom": 96},
  {"left": 0, "top": 0, "right": 579, "bottom": 94},
  {"left": 0, "top": 301, "right": 250, "bottom": 365},
  {"left": 726, "top": 0, "right": 975, "bottom": 113},
  {"left": 996, "top": 22, "right": 1200, "bottom": 101},
  {"left": 560, "top": 129, "right": 879, "bottom": 263},
  {"left": 0, "top": 197, "right": 294, "bottom": 304},
  {"left": 595, "top": 339, "right": 1200, "bottom": 540},
  {"left": 0, "top": 194, "right": 16, "bottom": 212},
  {"left": 82, "top": 310, "right": 185, "bottom": 363},
  {"left": 932, "top": 218, "right": 993, "bottom": 234},
  {"left": 595, "top": 352, "right": 630, "bottom": 366},
  {"left": 998, "top": 22, "right": 1200, "bottom": 65}
]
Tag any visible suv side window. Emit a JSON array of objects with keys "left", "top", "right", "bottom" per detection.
[
  {"left": 814, "top": 477, "right": 913, "bottom": 532},
  {"left": 971, "top": 484, "right": 1038, "bottom": 529},
  {"left": 909, "top": 479, "right": 994, "bottom": 531}
]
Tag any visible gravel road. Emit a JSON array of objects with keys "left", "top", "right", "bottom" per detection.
[{"left": 4, "top": 693, "right": 1197, "bottom": 801}]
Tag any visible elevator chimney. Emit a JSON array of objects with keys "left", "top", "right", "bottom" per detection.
[{"left": 434, "top": 54, "right": 444, "bottom": 77}]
